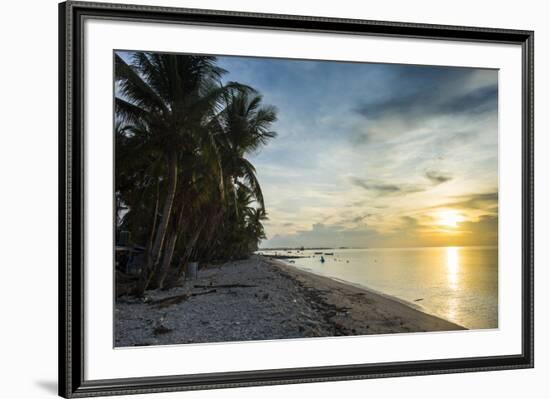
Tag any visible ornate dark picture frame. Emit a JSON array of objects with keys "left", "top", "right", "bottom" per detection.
[{"left": 59, "top": 1, "right": 534, "bottom": 397}]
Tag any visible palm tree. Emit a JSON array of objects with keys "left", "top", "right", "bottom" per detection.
[
  {"left": 154, "top": 147, "right": 225, "bottom": 288},
  {"left": 245, "top": 207, "right": 268, "bottom": 252},
  {"left": 169, "top": 91, "right": 278, "bottom": 274},
  {"left": 115, "top": 52, "right": 277, "bottom": 294},
  {"left": 217, "top": 91, "right": 277, "bottom": 211},
  {"left": 115, "top": 52, "right": 250, "bottom": 293}
]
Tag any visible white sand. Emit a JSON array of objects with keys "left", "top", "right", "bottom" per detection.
[{"left": 115, "top": 255, "right": 464, "bottom": 347}]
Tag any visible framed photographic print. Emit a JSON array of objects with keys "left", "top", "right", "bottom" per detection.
[{"left": 59, "top": 1, "right": 534, "bottom": 397}]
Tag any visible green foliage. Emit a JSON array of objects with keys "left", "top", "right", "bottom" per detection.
[{"left": 115, "top": 51, "right": 277, "bottom": 291}]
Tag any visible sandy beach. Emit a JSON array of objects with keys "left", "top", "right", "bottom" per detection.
[{"left": 115, "top": 255, "right": 464, "bottom": 347}]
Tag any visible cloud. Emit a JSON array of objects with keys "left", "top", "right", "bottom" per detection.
[
  {"left": 214, "top": 54, "right": 498, "bottom": 249},
  {"left": 394, "top": 214, "right": 498, "bottom": 247},
  {"left": 336, "top": 212, "right": 374, "bottom": 225},
  {"left": 425, "top": 169, "right": 453, "bottom": 185},
  {"left": 459, "top": 215, "right": 498, "bottom": 243},
  {"left": 401, "top": 215, "right": 419, "bottom": 227},
  {"left": 355, "top": 67, "right": 497, "bottom": 122},
  {"left": 264, "top": 222, "right": 380, "bottom": 248},
  {"left": 351, "top": 214, "right": 372, "bottom": 223},
  {"left": 429, "top": 192, "right": 498, "bottom": 212},
  {"left": 352, "top": 67, "right": 498, "bottom": 150},
  {"left": 437, "top": 86, "right": 498, "bottom": 115},
  {"left": 359, "top": 85, "right": 497, "bottom": 121},
  {"left": 350, "top": 131, "right": 370, "bottom": 146},
  {"left": 262, "top": 213, "right": 498, "bottom": 248},
  {"left": 349, "top": 177, "right": 425, "bottom": 196}
]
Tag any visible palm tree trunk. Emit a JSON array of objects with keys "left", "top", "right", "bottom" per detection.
[
  {"left": 155, "top": 201, "right": 186, "bottom": 289},
  {"left": 144, "top": 180, "right": 160, "bottom": 266},
  {"left": 155, "top": 229, "right": 179, "bottom": 289},
  {"left": 177, "top": 219, "right": 208, "bottom": 278},
  {"left": 138, "top": 152, "right": 178, "bottom": 294}
]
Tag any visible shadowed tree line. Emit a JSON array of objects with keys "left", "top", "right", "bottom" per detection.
[{"left": 115, "top": 51, "right": 277, "bottom": 295}]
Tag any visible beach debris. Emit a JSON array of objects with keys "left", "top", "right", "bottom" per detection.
[
  {"left": 116, "top": 257, "right": 460, "bottom": 348},
  {"left": 152, "top": 312, "right": 173, "bottom": 336},
  {"left": 192, "top": 289, "right": 217, "bottom": 296},
  {"left": 194, "top": 283, "right": 256, "bottom": 289},
  {"left": 153, "top": 325, "right": 173, "bottom": 335},
  {"left": 151, "top": 289, "right": 218, "bottom": 308},
  {"left": 152, "top": 293, "right": 191, "bottom": 308}
]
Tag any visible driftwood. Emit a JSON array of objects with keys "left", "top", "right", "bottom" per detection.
[
  {"left": 153, "top": 325, "right": 173, "bottom": 335},
  {"left": 194, "top": 284, "right": 257, "bottom": 289},
  {"left": 192, "top": 289, "right": 217, "bottom": 296},
  {"left": 152, "top": 293, "right": 191, "bottom": 308},
  {"left": 152, "top": 289, "right": 218, "bottom": 308}
]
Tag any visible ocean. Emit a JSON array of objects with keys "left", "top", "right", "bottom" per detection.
[{"left": 260, "top": 246, "right": 498, "bottom": 330}]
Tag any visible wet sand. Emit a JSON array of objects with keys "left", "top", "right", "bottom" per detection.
[{"left": 273, "top": 258, "right": 465, "bottom": 335}]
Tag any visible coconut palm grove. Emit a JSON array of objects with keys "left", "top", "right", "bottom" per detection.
[{"left": 115, "top": 51, "right": 277, "bottom": 296}]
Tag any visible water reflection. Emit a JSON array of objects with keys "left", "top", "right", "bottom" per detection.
[
  {"left": 446, "top": 247, "right": 460, "bottom": 291},
  {"left": 261, "top": 246, "right": 498, "bottom": 329}
]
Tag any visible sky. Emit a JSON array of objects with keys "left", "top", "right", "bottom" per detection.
[
  {"left": 117, "top": 51, "right": 498, "bottom": 249},
  {"left": 217, "top": 55, "right": 498, "bottom": 249}
]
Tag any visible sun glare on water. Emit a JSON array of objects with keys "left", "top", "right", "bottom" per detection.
[{"left": 437, "top": 210, "right": 464, "bottom": 228}]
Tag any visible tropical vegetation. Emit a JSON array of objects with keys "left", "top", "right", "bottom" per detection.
[{"left": 115, "top": 51, "right": 277, "bottom": 295}]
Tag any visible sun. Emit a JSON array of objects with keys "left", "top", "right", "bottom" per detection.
[{"left": 437, "top": 210, "right": 464, "bottom": 228}]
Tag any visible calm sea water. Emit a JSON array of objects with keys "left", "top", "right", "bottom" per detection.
[{"left": 261, "top": 247, "right": 498, "bottom": 330}]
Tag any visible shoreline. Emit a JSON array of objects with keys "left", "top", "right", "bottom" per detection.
[
  {"left": 285, "top": 263, "right": 427, "bottom": 312},
  {"left": 270, "top": 257, "right": 433, "bottom": 315},
  {"left": 267, "top": 256, "right": 465, "bottom": 334},
  {"left": 115, "top": 255, "right": 464, "bottom": 347}
]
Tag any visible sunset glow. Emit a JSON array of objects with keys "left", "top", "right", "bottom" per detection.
[
  {"left": 215, "top": 56, "right": 499, "bottom": 248},
  {"left": 437, "top": 210, "right": 464, "bottom": 228}
]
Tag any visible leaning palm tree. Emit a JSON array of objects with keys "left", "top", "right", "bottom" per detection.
[
  {"left": 115, "top": 52, "right": 250, "bottom": 294},
  {"left": 154, "top": 149, "right": 225, "bottom": 288},
  {"left": 170, "top": 91, "right": 278, "bottom": 267},
  {"left": 115, "top": 51, "right": 278, "bottom": 294}
]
